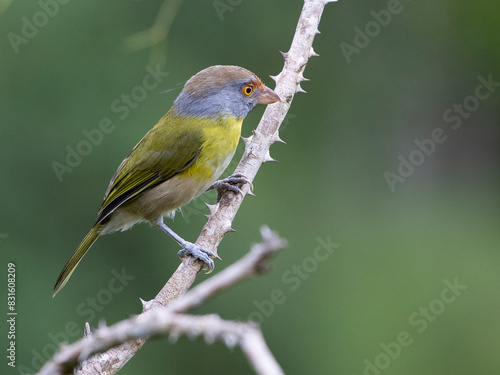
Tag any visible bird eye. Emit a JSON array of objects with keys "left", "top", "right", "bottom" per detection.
[{"left": 242, "top": 85, "right": 254, "bottom": 96}]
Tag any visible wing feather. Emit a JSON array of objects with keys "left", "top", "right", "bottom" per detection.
[{"left": 95, "top": 112, "right": 204, "bottom": 224}]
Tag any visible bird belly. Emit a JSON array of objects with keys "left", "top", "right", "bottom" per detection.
[
  {"left": 102, "top": 116, "right": 242, "bottom": 232},
  {"left": 128, "top": 148, "right": 235, "bottom": 220}
]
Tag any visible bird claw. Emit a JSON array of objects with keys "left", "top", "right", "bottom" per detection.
[
  {"left": 210, "top": 173, "right": 253, "bottom": 203},
  {"left": 178, "top": 243, "right": 221, "bottom": 273}
]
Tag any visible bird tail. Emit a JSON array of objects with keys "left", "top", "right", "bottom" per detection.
[{"left": 53, "top": 225, "right": 101, "bottom": 298}]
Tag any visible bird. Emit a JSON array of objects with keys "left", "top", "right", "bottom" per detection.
[{"left": 53, "top": 65, "right": 280, "bottom": 297}]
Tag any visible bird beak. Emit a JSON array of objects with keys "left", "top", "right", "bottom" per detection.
[{"left": 257, "top": 87, "right": 281, "bottom": 104}]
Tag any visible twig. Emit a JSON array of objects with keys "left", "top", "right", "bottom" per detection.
[
  {"left": 63, "top": 0, "right": 334, "bottom": 373},
  {"left": 48, "top": 314, "right": 284, "bottom": 375},
  {"left": 122, "top": 0, "right": 184, "bottom": 68},
  {"left": 37, "top": 227, "right": 286, "bottom": 375},
  {"left": 168, "top": 226, "right": 286, "bottom": 313}
]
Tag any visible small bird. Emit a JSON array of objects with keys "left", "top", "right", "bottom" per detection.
[{"left": 53, "top": 65, "right": 280, "bottom": 297}]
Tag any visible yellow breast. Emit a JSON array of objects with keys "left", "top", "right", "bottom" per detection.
[
  {"left": 112, "top": 115, "right": 243, "bottom": 224},
  {"left": 181, "top": 115, "right": 243, "bottom": 184}
]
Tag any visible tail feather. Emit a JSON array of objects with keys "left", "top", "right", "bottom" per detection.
[{"left": 53, "top": 225, "right": 101, "bottom": 297}]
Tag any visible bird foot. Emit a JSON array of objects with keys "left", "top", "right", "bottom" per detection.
[
  {"left": 178, "top": 242, "right": 221, "bottom": 273},
  {"left": 210, "top": 173, "right": 253, "bottom": 203}
]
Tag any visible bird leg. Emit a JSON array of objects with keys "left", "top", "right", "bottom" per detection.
[
  {"left": 208, "top": 173, "right": 254, "bottom": 203},
  {"left": 154, "top": 219, "right": 220, "bottom": 273}
]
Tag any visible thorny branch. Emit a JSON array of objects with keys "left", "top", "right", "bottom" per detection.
[
  {"left": 38, "top": 227, "right": 286, "bottom": 375},
  {"left": 39, "top": 0, "right": 335, "bottom": 373}
]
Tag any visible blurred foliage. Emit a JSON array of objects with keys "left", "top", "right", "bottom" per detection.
[{"left": 0, "top": 0, "right": 499, "bottom": 374}]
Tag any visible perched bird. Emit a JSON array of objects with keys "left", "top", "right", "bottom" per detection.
[{"left": 53, "top": 65, "right": 280, "bottom": 297}]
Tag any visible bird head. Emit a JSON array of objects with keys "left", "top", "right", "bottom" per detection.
[{"left": 173, "top": 65, "right": 280, "bottom": 120}]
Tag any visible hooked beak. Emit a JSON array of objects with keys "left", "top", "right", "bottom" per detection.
[{"left": 257, "top": 87, "right": 281, "bottom": 104}]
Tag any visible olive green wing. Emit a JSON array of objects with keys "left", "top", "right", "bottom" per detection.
[{"left": 95, "top": 115, "right": 204, "bottom": 224}]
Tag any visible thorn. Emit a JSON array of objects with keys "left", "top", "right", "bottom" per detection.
[
  {"left": 241, "top": 135, "right": 253, "bottom": 146},
  {"left": 297, "top": 72, "right": 310, "bottom": 83},
  {"left": 246, "top": 190, "right": 256, "bottom": 197},
  {"left": 263, "top": 151, "right": 278, "bottom": 163},
  {"left": 260, "top": 225, "right": 273, "bottom": 241},
  {"left": 205, "top": 332, "right": 216, "bottom": 345},
  {"left": 279, "top": 50, "right": 289, "bottom": 60},
  {"left": 226, "top": 227, "right": 236, "bottom": 233},
  {"left": 224, "top": 334, "right": 238, "bottom": 349},
  {"left": 296, "top": 84, "right": 307, "bottom": 94},
  {"left": 140, "top": 298, "right": 159, "bottom": 312},
  {"left": 297, "top": 61, "right": 307, "bottom": 73},
  {"left": 205, "top": 203, "right": 217, "bottom": 215},
  {"left": 83, "top": 323, "right": 92, "bottom": 339},
  {"left": 252, "top": 129, "right": 263, "bottom": 139},
  {"left": 314, "top": 26, "right": 321, "bottom": 35},
  {"left": 269, "top": 72, "right": 282, "bottom": 83},
  {"left": 169, "top": 331, "right": 179, "bottom": 344},
  {"left": 309, "top": 47, "right": 320, "bottom": 57},
  {"left": 204, "top": 214, "right": 210, "bottom": 220},
  {"left": 271, "top": 133, "right": 286, "bottom": 144}
]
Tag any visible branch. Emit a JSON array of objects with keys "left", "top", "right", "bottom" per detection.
[
  {"left": 57, "top": 0, "right": 334, "bottom": 373},
  {"left": 167, "top": 226, "right": 286, "bottom": 313},
  {"left": 56, "top": 314, "right": 283, "bottom": 375},
  {"left": 38, "top": 227, "right": 286, "bottom": 375}
]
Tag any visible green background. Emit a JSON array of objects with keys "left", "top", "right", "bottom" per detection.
[{"left": 1, "top": 0, "right": 499, "bottom": 374}]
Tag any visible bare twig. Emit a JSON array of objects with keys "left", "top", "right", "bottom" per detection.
[
  {"left": 48, "top": 314, "right": 284, "bottom": 375},
  {"left": 49, "top": 0, "right": 335, "bottom": 373},
  {"left": 168, "top": 226, "right": 286, "bottom": 313},
  {"left": 38, "top": 227, "right": 286, "bottom": 375}
]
